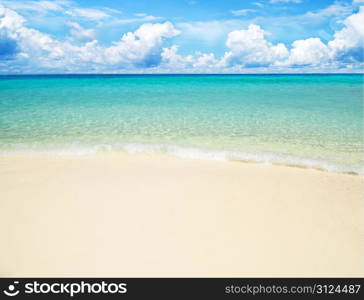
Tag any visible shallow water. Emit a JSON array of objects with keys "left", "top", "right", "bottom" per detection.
[{"left": 0, "top": 74, "right": 363, "bottom": 174}]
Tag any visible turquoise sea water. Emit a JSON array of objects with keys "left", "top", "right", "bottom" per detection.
[{"left": 0, "top": 74, "right": 363, "bottom": 174}]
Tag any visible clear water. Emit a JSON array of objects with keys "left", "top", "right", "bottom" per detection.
[{"left": 0, "top": 74, "right": 363, "bottom": 174}]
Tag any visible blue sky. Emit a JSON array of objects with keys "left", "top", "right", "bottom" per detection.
[{"left": 0, "top": 0, "right": 363, "bottom": 73}]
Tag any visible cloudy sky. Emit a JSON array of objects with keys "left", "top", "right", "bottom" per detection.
[{"left": 0, "top": 0, "right": 363, "bottom": 73}]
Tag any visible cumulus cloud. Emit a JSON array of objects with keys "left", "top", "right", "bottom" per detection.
[
  {"left": 328, "top": 6, "right": 364, "bottom": 63},
  {"left": 218, "top": 7, "right": 364, "bottom": 69},
  {"left": 160, "top": 46, "right": 219, "bottom": 72},
  {"left": 0, "top": 5, "right": 74, "bottom": 67},
  {"left": 193, "top": 52, "right": 218, "bottom": 68},
  {"left": 279, "top": 6, "right": 364, "bottom": 67},
  {"left": 0, "top": 5, "right": 26, "bottom": 60},
  {"left": 0, "top": 6, "right": 180, "bottom": 71},
  {"left": 277, "top": 38, "right": 329, "bottom": 66},
  {"left": 0, "top": 3, "right": 363, "bottom": 73},
  {"left": 103, "top": 22, "right": 180, "bottom": 67},
  {"left": 161, "top": 45, "right": 194, "bottom": 69},
  {"left": 221, "top": 24, "right": 289, "bottom": 67}
]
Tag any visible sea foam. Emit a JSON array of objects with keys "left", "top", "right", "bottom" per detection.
[{"left": 0, "top": 141, "right": 362, "bottom": 176}]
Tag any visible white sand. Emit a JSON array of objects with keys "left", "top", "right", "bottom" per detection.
[{"left": 0, "top": 153, "right": 363, "bottom": 277}]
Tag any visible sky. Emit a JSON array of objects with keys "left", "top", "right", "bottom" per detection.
[{"left": 0, "top": 0, "right": 363, "bottom": 73}]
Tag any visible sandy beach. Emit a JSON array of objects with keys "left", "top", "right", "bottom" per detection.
[{"left": 0, "top": 153, "right": 363, "bottom": 277}]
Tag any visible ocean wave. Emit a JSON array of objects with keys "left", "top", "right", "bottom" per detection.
[{"left": 0, "top": 142, "right": 362, "bottom": 176}]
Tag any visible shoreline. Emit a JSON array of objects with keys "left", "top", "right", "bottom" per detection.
[
  {"left": 1, "top": 153, "right": 363, "bottom": 277},
  {"left": 0, "top": 147, "right": 361, "bottom": 176}
]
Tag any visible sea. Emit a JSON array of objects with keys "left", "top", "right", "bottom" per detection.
[{"left": 0, "top": 74, "right": 363, "bottom": 174}]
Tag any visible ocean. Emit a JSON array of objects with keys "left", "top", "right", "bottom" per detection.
[{"left": 0, "top": 74, "right": 363, "bottom": 174}]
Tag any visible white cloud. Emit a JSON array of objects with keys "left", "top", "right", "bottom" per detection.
[
  {"left": 67, "top": 22, "right": 96, "bottom": 42},
  {"left": 215, "top": 6, "right": 363, "bottom": 70},
  {"left": 1, "top": 0, "right": 122, "bottom": 22},
  {"left": 231, "top": 9, "right": 255, "bottom": 16},
  {"left": 112, "top": 15, "right": 162, "bottom": 25},
  {"left": 0, "top": 0, "right": 123, "bottom": 29},
  {"left": 270, "top": 0, "right": 301, "bottom": 3},
  {"left": 0, "top": 5, "right": 65, "bottom": 62},
  {"left": 221, "top": 24, "right": 289, "bottom": 67},
  {"left": 177, "top": 20, "right": 246, "bottom": 44},
  {"left": 161, "top": 46, "right": 219, "bottom": 71},
  {"left": 279, "top": 6, "right": 364, "bottom": 67},
  {"left": 0, "top": 6, "right": 180, "bottom": 70},
  {"left": 103, "top": 22, "right": 180, "bottom": 67},
  {"left": 193, "top": 52, "right": 218, "bottom": 68},
  {"left": 32, "top": 0, "right": 68, "bottom": 11},
  {"left": 0, "top": 0, "right": 69, "bottom": 14},
  {"left": 0, "top": 5, "right": 26, "bottom": 59},
  {"left": 278, "top": 38, "right": 329, "bottom": 66},
  {"left": 0, "top": 5, "right": 25, "bottom": 30},
  {"left": 328, "top": 6, "right": 364, "bottom": 62},
  {"left": 65, "top": 7, "right": 110, "bottom": 20},
  {"left": 303, "top": 3, "right": 352, "bottom": 19},
  {"left": 1, "top": 3, "right": 363, "bottom": 73},
  {"left": 161, "top": 45, "right": 194, "bottom": 68},
  {"left": 253, "top": 2, "right": 265, "bottom": 8}
]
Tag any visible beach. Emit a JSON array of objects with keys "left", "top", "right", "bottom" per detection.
[
  {"left": 1, "top": 74, "right": 363, "bottom": 277},
  {"left": 1, "top": 0, "right": 364, "bottom": 290},
  {"left": 1, "top": 153, "right": 363, "bottom": 277}
]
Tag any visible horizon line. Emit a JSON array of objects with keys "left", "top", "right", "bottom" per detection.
[{"left": 0, "top": 73, "right": 363, "bottom": 76}]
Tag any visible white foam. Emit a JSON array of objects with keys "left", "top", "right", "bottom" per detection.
[{"left": 0, "top": 142, "right": 362, "bottom": 176}]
